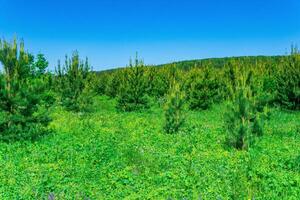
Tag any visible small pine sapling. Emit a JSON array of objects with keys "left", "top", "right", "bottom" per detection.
[
  {"left": 116, "top": 56, "right": 150, "bottom": 112},
  {"left": 225, "top": 69, "right": 269, "bottom": 150},
  {"left": 164, "top": 81, "right": 186, "bottom": 134}
]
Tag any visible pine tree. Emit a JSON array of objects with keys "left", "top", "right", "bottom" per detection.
[
  {"left": 105, "top": 70, "right": 123, "bottom": 98},
  {"left": 55, "top": 51, "right": 93, "bottom": 112},
  {"left": 224, "top": 60, "right": 239, "bottom": 100},
  {"left": 34, "top": 53, "right": 48, "bottom": 76},
  {"left": 275, "top": 46, "right": 300, "bottom": 110},
  {"left": 0, "top": 39, "right": 51, "bottom": 141},
  {"left": 145, "top": 66, "right": 158, "bottom": 97},
  {"left": 116, "top": 56, "right": 149, "bottom": 112},
  {"left": 164, "top": 80, "right": 186, "bottom": 134},
  {"left": 224, "top": 69, "right": 268, "bottom": 150},
  {"left": 187, "top": 67, "right": 221, "bottom": 110},
  {"left": 93, "top": 72, "right": 110, "bottom": 95}
]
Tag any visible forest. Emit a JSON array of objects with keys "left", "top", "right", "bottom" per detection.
[{"left": 0, "top": 38, "right": 299, "bottom": 199}]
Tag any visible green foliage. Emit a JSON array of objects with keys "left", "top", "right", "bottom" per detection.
[
  {"left": 0, "top": 97, "right": 299, "bottom": 199},
  {"left": 116, "top": 57, "right": 150, "bottom": 112},
  {"left": 98, "top": 54, "right": 296, "bottom": 113},
  {"left": 144, "top": 66, "right": 168, "bottom": 98},
  {"left": 275, "top": 47, "right": 300, "bottom": 110},
  {"left": 157, "top": 55, "right": 284, "bottom": 70},
  {"left": 224, "top": 61, "right": 238, "bottom": 99},
  {"left": 0, "top": 39, "right": 51, "bottom": 141},
  {"left": 55, "top": 51, "right": 93, "bottom": 112},
  {"left": 164, "top": 81, "right": 186, "bottom": 134},
  {"left": 93, "top": 72, "right": 110, "bottom": 95},
  {"left": 1, "top": 37, "right": 300, "bottom": 198},
  {"left": 224, "top": 69, "right": 268, "bottom": 150},
  {"left": 34, "top": 53, "right": 48, "bottom": 76},
  {"left": 187, "top": 67, "right": 222, "bottom": 110},
  {"left": 225, "top": 90, "right": 256, "bottom": 150},
  {"left": 105, "top": 70, "right": 123, "bottom": 98}
]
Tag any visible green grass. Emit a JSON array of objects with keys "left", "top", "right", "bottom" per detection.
[{"left": 0, "top": 96, "right": 299, "bottom": 199}]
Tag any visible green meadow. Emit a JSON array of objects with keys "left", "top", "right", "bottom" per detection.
[{"left": 0, "top": 96, "right": 299, "bottom": 199}]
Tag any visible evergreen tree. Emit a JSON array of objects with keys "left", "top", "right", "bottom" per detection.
[
  {"left": 0, "top": 39, "right": 51, "bottom": 141},
  {"left": 164, "top": 80, "right": 186, "bottom": 134},
  {"left": 145, "top": 66, "right": 158, "bottom": 97},
  {"left": 55, "top": 51, "right": 93, "bottom": 112},
  {"left": 116, "top": 56, "right": 149, "bottom": 112},
  {"left": 105, "top": 70, "right": 123, "bottom": 98},
  {"left": 34, "top": 53, "right": 48, "bottom": 76},
  {"left": 93, "top": 72, "right": 110, "bottom": 95},
  {"left": 224, "top": 69, "right": 268, "bottom": 150},
  {"left": 224, "top": 60, "right": 239, "bottom": 100},
  {"left": 275, "top": 46, "right": 300, "bottom": 110},
  {"left": 187, "top": 67, "right": 221, "bottom": 110}
]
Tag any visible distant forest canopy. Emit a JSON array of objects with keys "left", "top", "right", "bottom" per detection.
[{"left": 96, "top": 55, "right": 286, "bottom": 73}]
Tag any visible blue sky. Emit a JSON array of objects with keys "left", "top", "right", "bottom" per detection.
[{"left": 0, "top": 0, "right": 299, "bottom": 70}]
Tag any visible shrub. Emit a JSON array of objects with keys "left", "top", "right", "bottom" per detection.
[{"left": 164, "top": 81, "right": 186, "bottom": 134}]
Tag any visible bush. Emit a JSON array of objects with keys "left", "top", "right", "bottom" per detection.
[{"left": 164, "top": 81, "right": 186, "bottom": 134}]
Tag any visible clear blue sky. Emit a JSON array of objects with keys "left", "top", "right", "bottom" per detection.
[{"left": 0, "top": 0, "right": 299, "bottom": 70}]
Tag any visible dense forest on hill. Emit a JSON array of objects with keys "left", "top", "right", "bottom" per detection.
[
  {"left": 96, "top": 55, "right": 286, "bottom": 74},
  {"left": 157, "top": 55, "right": 285, "bottom": 70},
  {"left": 0, "top": 39, "right": 299, "bottom": 199}
]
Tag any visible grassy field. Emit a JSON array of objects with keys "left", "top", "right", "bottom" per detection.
[{"left": 0, "top": 96, "right": 299, "bottom": 199}]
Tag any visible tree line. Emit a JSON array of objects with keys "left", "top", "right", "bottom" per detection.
[{"left": 0, "top": 38, "right": 299, "bottom": 150}]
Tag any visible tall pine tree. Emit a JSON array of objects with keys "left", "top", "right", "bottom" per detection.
[{"left": 0, "top": 39, "right": 51, "bottom": 141}]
